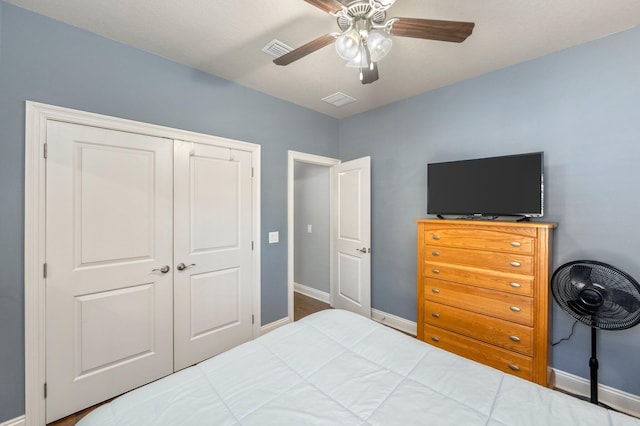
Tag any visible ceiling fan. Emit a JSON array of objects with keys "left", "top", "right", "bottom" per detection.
[{"left": 274, "top": 0, "right": 475, "bottom": 84}]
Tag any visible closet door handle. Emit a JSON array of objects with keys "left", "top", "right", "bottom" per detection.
[
  {"left": 176, "top": 263, "right": 196, "bottom": 271},
  {"left": 152, "top": 265, "right": 170, "bottom": 274}
]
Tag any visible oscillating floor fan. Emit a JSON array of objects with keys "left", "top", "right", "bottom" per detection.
[{"left": 551, "top": 260, "right": 640, "bottom": 405}]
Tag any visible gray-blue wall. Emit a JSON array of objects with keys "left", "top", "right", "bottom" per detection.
[
  {"left": 3, "top": 1, "right": 640, "bottom": 422},
  {"left": 339, "top": 25, "right": 640, "bottom": 396},
  {"left": 0, "top": 3, "right": 338, "bottom": 421},
  {"left": 294, "top": 162, "right": 330, "bottom": 293}
]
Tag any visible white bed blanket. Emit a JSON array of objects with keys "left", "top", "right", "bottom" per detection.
[{"left": 78, "top": 309, "right": 639, "bottom": 425}]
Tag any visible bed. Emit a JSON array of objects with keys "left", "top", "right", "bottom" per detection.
[{"left": 78, "top": 309, "right": 639, "bottom": 425}]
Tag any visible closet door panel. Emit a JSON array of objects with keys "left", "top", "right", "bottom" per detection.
[
  {"left": 191, "top": 155, "right": 239, "bottom": 250},
  {"left": 173, "top": 141, "right": 254, "bottom": 370},
  {"left": 45, "top": 121, "right": 174, "bottom": 422}
]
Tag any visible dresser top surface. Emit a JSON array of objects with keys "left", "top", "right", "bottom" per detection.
[{"left": 416, "top": 219, "right": 557, "bottom": 229}]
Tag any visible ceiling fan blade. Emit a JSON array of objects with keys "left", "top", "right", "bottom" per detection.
[
  {"left": 304, "top": 0, "right": 344, "bottom": 14},
  {"left": 361, "top": 62, "right": 379, "bottom": 84},
  {"left": 389, "top": 18, "right": 475, "bottom": 43},
  {"left": 273, "top": 34, "right": 336, "bottom": 66}
]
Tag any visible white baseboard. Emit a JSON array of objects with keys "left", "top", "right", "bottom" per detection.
[
  {"left": 371, "top": 308, "right": 417, "bottom": 336},
  {"left": 260, "top": 316, "right": 290, "bottom": 335},
  {"left": 0, "top": 416, "right": 25, "bottom": 426},
  {"left": 294, "top": 283, "right": 330, "bottom": 304},
  {"left": 553, "top": 369, "right": 640, "bottom": 418}
]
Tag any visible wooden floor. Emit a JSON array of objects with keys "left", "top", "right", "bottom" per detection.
[
  {"left": 47, "top": 398, "right": 114, "bottom": 426},
  {"left": 294, "top": 291, "right": 332, "bottom": 321},
  {"left": 48, "top": 292, "right": 330, "bottom": 425}
]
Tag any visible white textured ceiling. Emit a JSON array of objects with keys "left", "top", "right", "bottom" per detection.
[{"left": 6, "top": 0, "right": 640, "bottom": 118}]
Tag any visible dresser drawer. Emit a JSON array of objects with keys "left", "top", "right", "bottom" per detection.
[
  {"left": 423, "top": 262, "right": 534, "bottom": 296},
  {"left": 425, "top": 245, "right": 534, "bottom": 275},
  {"left": 425, "top": 279, "right": 533, "bottom": 326},
  {"left": 425, "top": 302, "right": 533, "bottom": 355},
  {"left": 424, "top": 226, "right": 536, "bottom": 255},
  {"left": 424, "top": 325, "right": 533, "bottom": 381}
]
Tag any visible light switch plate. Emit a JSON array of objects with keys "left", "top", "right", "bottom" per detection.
[
  {"left": 268, "top": 231, "right": 279, "bottom": 244},
  {"left": 307, "top": 224, "right": 312, "bottom": 233}
]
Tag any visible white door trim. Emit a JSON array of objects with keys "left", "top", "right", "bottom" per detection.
[
  {"left": 287, "top": 151, "right": 340, "bottom": 322},
  {"left": 24, "top": 101, "right": 261, "bottom": 426}
]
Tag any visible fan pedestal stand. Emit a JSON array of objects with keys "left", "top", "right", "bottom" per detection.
[
  {"left": 578, "top": 327, "right": 610, "bottom": 409},
  {"left": 589, "top": 326, "right": 599, "bottom": 404},
  {"left": 551, "top": 259, "right": 640, "bottom": 411}
]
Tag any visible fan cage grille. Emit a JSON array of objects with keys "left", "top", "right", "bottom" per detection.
[{"left": 551, "top": 260, "right": 640, "bottom": 330}]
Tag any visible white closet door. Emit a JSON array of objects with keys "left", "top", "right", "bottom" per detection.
[
  {"left": 173, "top": 141, "right": 254, "bottom": 370},
  {"left": 45, "top": 121, "right": 174, "bottom": 423}
]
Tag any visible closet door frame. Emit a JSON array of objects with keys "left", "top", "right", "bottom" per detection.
[{"left": 24, "top": 101, "right": 261, "bottom": 426}]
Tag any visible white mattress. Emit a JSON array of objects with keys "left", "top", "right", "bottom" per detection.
[{"left": 78, "top": 309, "right": 639, "bottom": 425}]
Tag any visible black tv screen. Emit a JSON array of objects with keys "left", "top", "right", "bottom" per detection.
[{"left": 427, "top": 152, "right": 544, "bottom": 217}]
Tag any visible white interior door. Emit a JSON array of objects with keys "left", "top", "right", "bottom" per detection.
[
  {"left": 331, "top": 156, "right": 371, "bottom": 317},
  {"left": 173, "top": 141, "right": 254, "bottom": 370},
  {"left": 45, "top": 121, "right": 174, "bottom": 422}
]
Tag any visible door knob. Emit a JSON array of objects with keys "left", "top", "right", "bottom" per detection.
[
  {"left": 152, "top": 265, "right": 170, "bottom": 274},
  {"left": 176, "top": 262, "right": 196, "bottom": 271},
  {"left": 356, "top": 247, "right": 367, "bottom": 253}
]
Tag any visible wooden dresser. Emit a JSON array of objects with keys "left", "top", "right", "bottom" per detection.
[{"left": 416, "top": 219, "right": 555, "bottom": 386}]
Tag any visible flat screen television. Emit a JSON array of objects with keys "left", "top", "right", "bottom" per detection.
[{"left": 427, "top": 152, "right": 544, "bottom": 218}]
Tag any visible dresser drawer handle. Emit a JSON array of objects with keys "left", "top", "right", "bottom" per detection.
[
  {"left": 510, "top": 261, "right": 521, "bottom": 267},
  {"left": 509, "top": 335, "right": 521, "bottom": 342},
  {"left": 432, "top": 251, "right": 440, "bottom": 256},
  {"left": 431, "top": 269, "right": 440, "bottom": 274},
  {"left": 510, "top": 306, "right": 521, "bottom": 312},
  {"left": 511, "top": 241, "right": 521, "bottom": 247},
  {"left": 432, "top": 288, "right": 440, "bottom": 294},
  {"left": 432, "top": 235, "right": 441, "bottom": 240},
  {"left": 508, "top": 364, "right": 520, "bottom": 371},
  {"left": 509, "top": 282, "right": 521, "bottom": 288},
  {"left": 431, "top": 336, "right": 440, "bottom": 342},
  {"left": 431, "top": 313, "right": 440, "bottom": 318}
]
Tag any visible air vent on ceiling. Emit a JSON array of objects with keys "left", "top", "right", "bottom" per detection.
[
  {"left": 322, "top": 92, "right": 357, "bottom": 107},
  {"left": 262, "top": 39, "right": 293, "bottom": 58}
]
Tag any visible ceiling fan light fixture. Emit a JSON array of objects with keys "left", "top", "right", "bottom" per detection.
[
  {"left": 335, "top": 29, "right": 361, "bottom": 60},
  {"left": 367, "top": 31, "right": 392, "bottom": 62},
  {"left": 345, "top": 45, "right": 366, "bottom": 68}
]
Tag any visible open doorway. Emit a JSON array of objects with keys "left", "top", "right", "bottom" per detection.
[{"left": 287, "top": 151, "right": 339, "bottom": 322}]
